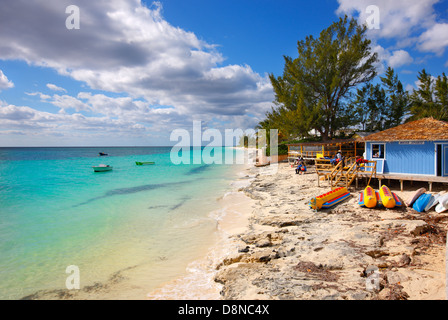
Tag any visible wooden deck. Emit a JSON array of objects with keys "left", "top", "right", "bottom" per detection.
[{"left": 357, "top": 171, "right": 448, "bottom": 192}]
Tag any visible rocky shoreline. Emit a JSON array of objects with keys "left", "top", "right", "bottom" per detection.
[{"left": 213, "top": 163, "right": 447, "bottom": 300}]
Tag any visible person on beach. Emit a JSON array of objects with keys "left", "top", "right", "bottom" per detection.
[
  {"left": 295, "top": 157, "right": 307, "bottom": 174},
  {"left": 336, "top": 150, "right": 342, "bottom": 161},
  {"left": 330, "top": 150, "right": 344, "bottom": 166},
  {"left": 330, "top": 150, "right": 341, "bottom": 165}
]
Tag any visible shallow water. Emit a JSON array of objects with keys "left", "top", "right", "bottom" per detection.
[{"left": 0, "top": 147, "right": 247, "bottom": 299}]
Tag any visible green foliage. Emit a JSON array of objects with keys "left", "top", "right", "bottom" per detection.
[
  {"left": 351, "top": 67, "right": 410, "bottom": 131},
  {"left": 238, "top": 134, "right": 257, "bottom": 148},
  {"left": 409, "top": 70, "right": 448, "bottom": 122},
  {"left": 380, "top": 67, "right": 410, "bottom": 128},
  {"left": 259, "top": 16, "right": 446, "bottom": 138},
  {"left": 266, "top": 143, "right": 289, "bottom": 156},
  {"left": 263, "top": 15, "right": 378, "bottom": 140}
]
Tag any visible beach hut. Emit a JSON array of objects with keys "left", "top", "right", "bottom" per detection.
[
  {"left": 362, "top": 118, "right": 448, "bottom": 190},
  {"left": 287, "top": 139, "right": 364, "bottom": 162}
]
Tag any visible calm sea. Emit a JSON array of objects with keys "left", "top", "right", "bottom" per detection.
[{"left": 0, "top": 147, "right": 247, "bottom": 299}]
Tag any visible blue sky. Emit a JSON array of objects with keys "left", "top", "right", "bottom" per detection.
[{"left": 0, "top": 0, "right": 447, "bottom": 146}]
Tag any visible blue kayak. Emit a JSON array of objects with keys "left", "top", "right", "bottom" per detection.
[{"left": 413, "top": 193, "right": 432, "bottom": 212}]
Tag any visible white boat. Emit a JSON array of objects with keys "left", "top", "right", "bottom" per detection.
[{"left": 92, "top": 164, "right": 113, "bottom": 172}]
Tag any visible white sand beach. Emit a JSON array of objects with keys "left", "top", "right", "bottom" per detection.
[{"left": 211, "top": 162, "right": 447, "bottom": 300}]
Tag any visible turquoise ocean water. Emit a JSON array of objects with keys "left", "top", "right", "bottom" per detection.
[{"left": 0, "top": 147, "right": 246, "bottom": 299}]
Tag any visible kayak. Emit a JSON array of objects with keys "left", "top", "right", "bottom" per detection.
[
  {"left": 379, "top": 185, "right": 396, "bottom": 209},
  {"left": 435, "top": 194, "right": 448, "bottom": 213},
  {"left": 412, "top": 193, "right": 432, "bottom": 212},
  {"left": 406, "top": 188, "right": 426, "bottom": 207},
  {"left": 136, "top": 161, "right": 155, "bottom": 165},
  {"left": 310, "top": 187, "right": 349, "bottom": 210},
  {"left": 321, "top": 191, "right": 351, "bottom": 209},
  {"left": 358, "top": 186, "right": 377, "bottom": 208},
  {"left": 424, "top": 194, "right": 440, "bottom": 212},
  {"left": 359, "top": 186, "right": 402, "bottom": 209}
]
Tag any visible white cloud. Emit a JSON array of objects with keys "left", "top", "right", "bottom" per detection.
[
  {"left": 336, "top": 0, "right": 448, "bottom": 62},
  {"left": 336, "top": 0, "right": 439, "bottom": 39},
  {"left": 48, "top": 94, "right": 91, "bottom": 113},
  {"left": 0, "top": 101, "right": 148, "bottom": 137},
  {"left": 417, "top": 23, "right": 448, "bottom": 55},
  {"left": 25, "top": 91, "right": 51, "bottom": 100},
  {"left": 387, "top": 50, "right": 414, "bottom": 68},
  {"left": 371, "top": 45, "right": 413, "bottom": 73},
  {"left": 0, "top": 70, "right": 14, "bottom": 91},
  {"left": 46, "top": 83, "right": 67, "bottom": 92},
  {"left": 0, "top": 0, "right": 273, "bottom": 128}
]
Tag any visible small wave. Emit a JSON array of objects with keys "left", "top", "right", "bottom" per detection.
[{"left": 147, "top": 233, "right": 236, "bottom": 300}]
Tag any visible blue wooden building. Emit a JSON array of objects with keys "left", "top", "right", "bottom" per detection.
[{"left": 363, "top": 118, "right": 448, "bottom": 190}]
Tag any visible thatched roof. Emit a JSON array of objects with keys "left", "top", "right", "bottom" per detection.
[
  {"left": 352, "top": 132, "right": 377, "bottom": 142},
  {"left": 287, "top": 138, "right": 356, "bottom": 147},
  {"left": 364, "top": 118, "right": 448, "bottom": 142}
]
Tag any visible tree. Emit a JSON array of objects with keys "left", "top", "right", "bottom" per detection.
[
  {"left": 434, "top": 72, "right": 448, "bottom": 121},
  {"left": 351, "top": 83, "right": 387, "bottom": 131},
  {"left": 351, "top": 67, "right": 409, "bottom": 132},
  {"left": 380, "top": 67, "right": 409, "bottom": 128},
  {"left": 409, "top": 69, "right": 448, "bottom": 121},
  {"left": 265, "top": 15, "right": 378, "bottom": 140}
]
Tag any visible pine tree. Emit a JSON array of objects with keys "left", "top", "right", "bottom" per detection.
[
  {"left": 351, "top": 83, "right": 387, "bottom": 131},
  {"left": 264, "top": 15, "right": 378, "bottom": 141},
  {"left": 380, "top": 67, "right": 409, "bottom": 128},
  {"left": 434, "top": 73, "right": 448, "bottom": 121},
  {"left": 409, "top": 69, "right": 448, "bottom": 121}
]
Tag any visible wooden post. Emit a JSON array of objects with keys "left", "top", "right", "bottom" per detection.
[
  {"left": 379, "top": 179, "right": 382, "bottom": 189},
  {"left": 446, "top": 231, "right": 448, "bottom": 300},
  {"left": 400, "top": 180, "right": 404, "bottom": 192},
  {"left": 429, "top": 182, "right": 433, "bottom": 192}
]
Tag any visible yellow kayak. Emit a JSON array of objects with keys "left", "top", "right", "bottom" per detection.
[
  {"left": 379, "top": 185, "right": 396, "bottom": 209},
  {"left": 362, "top": 186, "right": 377, "bottom": 208}
]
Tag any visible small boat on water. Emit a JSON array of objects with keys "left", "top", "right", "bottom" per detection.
[
  {"left": 93, "top": 164, "right": 113, "bottom": 172},
  {"left": 99, "top": 152, "right": 108, "bottom": 156},
  {"left": 135, "top": 161, "right": 155, "bottom": 165}
]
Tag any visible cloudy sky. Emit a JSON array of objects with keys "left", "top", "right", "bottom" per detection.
[{"left": 0, "top": 0, "right": 447, "bottom": 146}]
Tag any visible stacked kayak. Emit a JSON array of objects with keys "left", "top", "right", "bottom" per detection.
[
  {"left": 405, "top": 189, "right": 448, "bottom": 213},
  {"left": 412, "top": 193, "right": 432, "bottom": 212},
  {"left": 435, "top": 194, "right": 448, "bottom": 213},
  {"left": 406, "top": 188, "right": 426, "bottom": 207}
]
